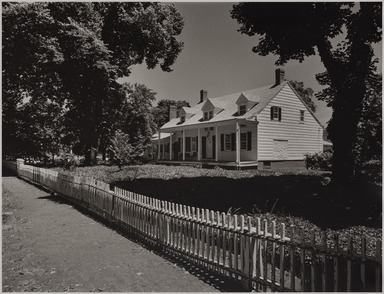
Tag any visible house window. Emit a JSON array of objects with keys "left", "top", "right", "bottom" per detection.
[
  {"left": 239, "top": 105, "right": 246, "bottom": 115},
  {"left": 180, "top": 116, "right": 185, "bottom": 123},
  {"left": 204, "top": 111, "right": 213, "bottom": 120},
  {"left": 191, "top": 137, "right": 197, "bottom": 152},
  {"left": 240, "top": 133, "right": 247, "bottom": 150},
  {"left": 224, "top": 134, "right": 231, "bottom": 151},
  {"left": 300, "top": 110, "right": 304, "bottom": 122},
  {"left": 271, "top": 106, "right": 281, "bottom": 121}
]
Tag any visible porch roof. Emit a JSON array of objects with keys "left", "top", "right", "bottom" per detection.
[{"left": 160, "top": 81, "right": 287, "bottom": 131}]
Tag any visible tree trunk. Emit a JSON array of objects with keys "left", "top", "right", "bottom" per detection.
[{"left": 327, "top": 85, "right": 366, "bottom": 193}]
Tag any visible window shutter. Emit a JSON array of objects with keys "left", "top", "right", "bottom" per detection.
[
  {"left": 186, "top": 137, "right": 191, "bottom": 152},
  {"left": 270, "top": 107, "right": 274, "bottom": 120},
  {"left": 178, "top": 137, "right": 181, "bottom": 150},
  {"left": 231, "top": 133, "right": 236, "bottom": 151},
  {"left": 247, "top": 132, "right": 252, "bottom": 150},
  {"left": 278, "top": 107, "right": 282, "bottom": 121},
  {"left": 196, "top": 136, "right": 198, "bottom": 152},
  {"left": 221, "top": 134, "right": 224, "bottom": 151}
]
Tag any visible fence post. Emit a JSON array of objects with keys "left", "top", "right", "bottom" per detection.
[
  {"left": 279, "top": 223, "right": 286, "bottom": 291},
  {"left": 321, "top": 230, "right": 327, "bottom": 291},
  {"left": 16, "top": 158, "right": 24, "bottom": 175},
  {"left": 310, "top": 230, "right": 316, "bottom": 291},
  {"left": 333, "top": 233, "right": 339, "bottom": 292},
  {"left": 360, "top": 237, "right": 366, "bottom": 291}
]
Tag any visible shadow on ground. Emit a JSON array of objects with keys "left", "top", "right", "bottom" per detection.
[
  {"left": 38, "top": 194, "right": 247, "bottom": 292},
  {"left": 112, "top": 175, "right": 382, "bottom": 229},
  {"left": 2, "top": 166, "right": 17, "bottom": 177}
]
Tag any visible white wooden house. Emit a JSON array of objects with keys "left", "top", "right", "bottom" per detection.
[{"left": 157, "top": 69, "right": 324, "bottom": 169}]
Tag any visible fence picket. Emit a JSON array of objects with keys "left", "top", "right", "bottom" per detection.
[
  {"left": 271, "top": 220, "right": 277, "bottom": 289},
  {"left": 321, "top": 231, "right": 327, "bottom": 291},
  {"left": 375, "top": 240, "right": 381, "bottom": 291},
  {"left": 262, "top": 220, "right": 268, "bottom": 292},
  {"left": 223, "top": 214, "right": 229, "bottom": 269},
  {"left": 279, "top": 223, "right": 286, "bottom": 291},
  {"left": 333, "top": 233, "right": 339, "bottom": 292},
  {"left": 228, "top": 215, "right": 234, "bottom": 278},
  {"left": 360, "top": 237, "right": 366, "bottom": 291},
  {"left": 234, "top": 215, "right": 239, "bottom": 280},
  {"left": 310, "top": 230, "right": 316, "bottom": 292},
  {"left": 300, "top": 229, "right": 306, "bottom": 292},
  {"left": 15, "top": 162, "right": 381, "bottom": 293}
]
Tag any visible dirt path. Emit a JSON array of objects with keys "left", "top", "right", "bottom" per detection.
[{"left": 2, "top": 176, "right": 224, "bottom": 292}]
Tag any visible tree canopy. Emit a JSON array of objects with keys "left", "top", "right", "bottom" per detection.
[
  {"left": 231, "top": 2, "right": 382, "bottom": 190},
  {"left": 289, "top": 81, "right": 316, "bottom": 112},
  {"left": 3, "top": 2, "right": 184, "bottom": 164}
]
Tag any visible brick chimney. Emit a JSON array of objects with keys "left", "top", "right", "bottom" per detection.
[
  {"left": 168, "top": 105, "right": 177, "bottom": 121},
  {"left": 200, "top": 89, "right": 207, "bottom": 103},
  {"left": 275, "top": 68, "right": 285, "bottom": 85}
]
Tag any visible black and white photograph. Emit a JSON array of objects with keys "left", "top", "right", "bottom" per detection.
[{"left": 2, "top": 1, "right": 382, "bottom": 292}]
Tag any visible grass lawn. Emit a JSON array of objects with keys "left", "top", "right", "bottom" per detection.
[{"left": 57, "top": 164, "right": 382, "bottom": 230}]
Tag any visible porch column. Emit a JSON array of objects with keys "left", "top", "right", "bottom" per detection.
[
  {"left": 157, "top": 131, "right": 161, "bottom": 160},
  {"left": 182, "top": 130, "right": 186, "bottom": 161},
  {"left": 236, "top": 121, "right": 240, "bottom": 165},
  {"left": 197, "top": 128, "right": 201, "bottom": 161},
  {"left": 169, "top": 132, "right": 173, "bottom": 160},
  {"left": 215, "top": 126, "right": 219, "bottom": 162}
]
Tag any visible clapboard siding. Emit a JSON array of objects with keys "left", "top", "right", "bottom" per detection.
[
  {"left": 257, "top": 84, "right": 323, "bottom": 161},
  {"left": 217, "top": 124, "right": 257, "bottom": 161}
]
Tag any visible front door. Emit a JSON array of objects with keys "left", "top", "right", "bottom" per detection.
[
  {"left": 202, "top": 136, "right": 207, "bottom": 159},
  {"left": 212, "top": 135, "right": 216, "bottom": 159}
]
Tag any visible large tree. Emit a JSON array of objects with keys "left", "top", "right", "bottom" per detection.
[
  {"left": 3, "top": 2, "right": 184, "bottom": 165},
  {"left": 119, "top": 83, "right": 157, "bottom": 146},
  {"left": 231, "top": 2, "right": 382, "bottom": 190}
]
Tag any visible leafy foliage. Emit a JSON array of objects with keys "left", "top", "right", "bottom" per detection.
[
  {"left": 305, "top": 151, "right": 333, "bottom": 171},
  {"left": 289, "top": 81, "right": 316, "bottom": 112},
  {"left": 231, "top": 2, "right": 382, "bottom": 189},
  {"left": 119, "top": 83, "right": 157, "bottom": 145},
  {"left": 152, "top": 99, "right": 191, "bottom": 129},
  {"left": 108, "top": 130, "right": 145, "bottom": 169},
  {"left": 2, "top": 2, "right": 184, "bottom": 164}
]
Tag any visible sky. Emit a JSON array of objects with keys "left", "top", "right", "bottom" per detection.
[{"left": 121, "top": 2, "right": 382, "bottom": 127}]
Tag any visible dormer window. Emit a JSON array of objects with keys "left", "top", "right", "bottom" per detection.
[
  {"left": 239, "top": 105, "right": 247, "bottom": 115},
  {"left": 204, "top": 111, "right": 213, "bottom": 121}
]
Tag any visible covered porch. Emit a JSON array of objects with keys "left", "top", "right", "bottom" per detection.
[{"left": 157, "top": 119, "right": 258, "bottom": 169}]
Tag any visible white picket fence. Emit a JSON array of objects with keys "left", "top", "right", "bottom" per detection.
[{"left": 13, "top": 160, "right": 382, "bottom": 292}]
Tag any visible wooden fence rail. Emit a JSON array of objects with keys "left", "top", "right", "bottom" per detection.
[{"left": 13, "top": 160, "right": 382, "bottom": 292}]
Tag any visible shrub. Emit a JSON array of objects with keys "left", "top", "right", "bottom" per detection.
[
  {"left": 305, "top": 151, "right": 333, "bottom": 170},
  {"left": 359, "top": 159, "right": 382, "bottom": 184},
  {"left": 108, "top": 130, "right": 146, "bottom": 169}
]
